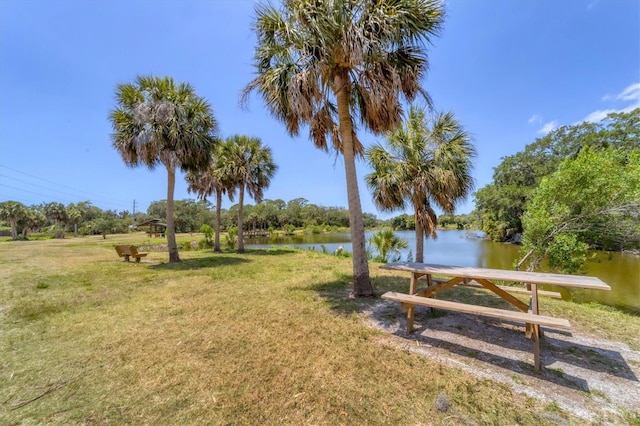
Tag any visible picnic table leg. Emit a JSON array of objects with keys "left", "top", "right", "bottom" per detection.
[
  {"left": 124, "top": 254, "right": 130, "bottom": 262},
  {"left": 532, "top": 321, "right": 541, "bottom": 370},
  {"left": 530, "top": 283, "right": 543, "bottom": 338},
  {"left": 406, "top": 273, "right": 418, "bottom": 333}
]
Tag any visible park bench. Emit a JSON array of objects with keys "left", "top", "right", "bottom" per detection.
[{"left": 115, "top": 245, "right": 148, "bottom": 263}]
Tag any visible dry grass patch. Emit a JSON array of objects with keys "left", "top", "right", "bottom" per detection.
[{"left": 1, "top": 235, "right": 620, "bottom": 424}]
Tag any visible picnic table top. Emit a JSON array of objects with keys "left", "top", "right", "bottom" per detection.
[{"left": 381, "top": 261, "right": 611, "bottom": 291}]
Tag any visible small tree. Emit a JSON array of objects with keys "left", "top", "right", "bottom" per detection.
[
  {"left": 368, "top": 229, "right": 408, "bottom": 263},
  {"left": 225, "top": 226, "right": 238, "bottom": 250},
  {"left": 200, "top": 224, "right": 214, "bottom": 247},
  {"left": 43, "top": 202, "right": 68, "bottom": 238},
  {"left": 66, "top": 204, "right": 83, "bottom": 237},
  {"left": 0, "top": 201, "right": 27, "bottom": 240}
]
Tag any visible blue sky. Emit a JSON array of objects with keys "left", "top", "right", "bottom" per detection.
[{"left": 1, "top": 0, "right": 638, "bottom": 219}]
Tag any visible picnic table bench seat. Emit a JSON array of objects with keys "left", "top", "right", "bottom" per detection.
[
  {"left": 381, "top": 291, "right": 571, "bottom": 330},
  {"left": 115, "top": 245, "right": 148, "bottom": 263}
]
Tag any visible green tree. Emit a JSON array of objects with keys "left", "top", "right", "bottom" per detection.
[
  {"left": 0, "top": 201, "right": 27, "bottom": 240},
  {"left": 200, "top": 224, "right": 214, "bottom": 247},
  {"left": 186, "top": 139, "right": 237, "bottom": 252},
  {"left": 20, "top": 207, "right": 47, "bottom": 239},
  {"left": 66, "top": 204, "right": 83, "bottom": 237},
  {"left": 244, "top": 0, "right": 444, "bottom": 296},
  {"left": 43, "top": 202, "right": 68, "bottom": 238},
  {"left": 476, "top": 108, "right": 640, "bottom": 242},
  {"left": 368, "top": 229, "right": 408, "bottom": 263},
  {"left": 110, "top": 75, "right": 218, "bottom": 262},
  {"left": 94, "top": 217, "right": 116, "bottom": 240},
  {"left": 518, "top": 148, "right": 640, "bottom": 273},
  {"left": 226, "top": 135, "right": 278, "bottom": 253},
  {"left": 366, "top": 106, "right": 475, "bottom": 262}
]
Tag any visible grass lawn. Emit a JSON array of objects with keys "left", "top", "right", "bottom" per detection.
[{"left": 1, "top": 233, "right": 638, "bottom": 425}]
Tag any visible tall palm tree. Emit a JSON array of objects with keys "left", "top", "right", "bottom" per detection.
[
  {"left": 110, "top": 76, "right": 218, "bottom": 263},
  {"left": 186, "top": 140, "right": 236, "bottom": 252},
  {"left": 366, "top": 105, "right": 475, "bottom": 263},
  {"left": 243, "top": 0, "right": 444, "bottom": 296},
  {"left": 226, "top": 135, "right": 278, "bottom": 253}
]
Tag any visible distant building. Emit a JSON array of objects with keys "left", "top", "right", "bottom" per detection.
[{"left": 136, "top": 219, "right": 167, "bottom": 238}]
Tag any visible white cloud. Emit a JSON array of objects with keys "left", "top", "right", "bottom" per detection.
[
  {"left": 583, "top": 104, "right": 638, "bottom": 123},
  {"left": 615, "top": 83, "right": 640, "bottom": 102},
  {"left": 528, "top": 114, "right": 542, "bottom": 124},
  {"left": 537, "top": 121, "right": 558, "bottom": 134},
  {"left": 582, "top": 82, "right": 640, "bottom": 123}
]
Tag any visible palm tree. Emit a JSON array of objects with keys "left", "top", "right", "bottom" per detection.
[
  {"left": 366, "top": 105, "right": 475, "bottom": 263},
  {"left": 369, "top": 229, "right": 408, "bottom": 263},
  {"left": 186, "top": 139, "right": 236, "bottom": 252},
  {"left": 110, "top": 76, "right": 218, "bottom": 263},
  {"left": 43, "top": 202, "right": 68, "bottom": 239},
  {"left": 225, "top": 135, "right": 278, "bottom": 253},
  {"left": 243, "top": 0, "right": 444, "bottom": 297},
  {"left": 0, "top": 200, "right": 27, "bottom": 240}
]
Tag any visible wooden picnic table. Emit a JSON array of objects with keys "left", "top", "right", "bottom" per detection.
[{"left": 380, "top": 261, "right": 611, "bottom": 370}]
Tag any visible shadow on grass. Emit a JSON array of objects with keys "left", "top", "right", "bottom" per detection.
[
  {"left": 289, "top": 272, "right": 412, "bottom": 317},
  {"left": 149, "top": 255, "right": 252, "bottom": 270},
  {"left": 242, "top": 248, "right": 299, "bottom": 256},
  {"left": 305, "top": 272, "right": 638, "bottom": 392}
]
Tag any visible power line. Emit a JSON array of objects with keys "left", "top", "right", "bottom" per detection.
[
  {"left": 0, "top": 183, "right": 78, "bottom": 204},
  {"left": 0, "top": 164, "right": 135, "bottom": 210},
  {"left": 0, "top": 164, "right": 130, "bottom": 205}
]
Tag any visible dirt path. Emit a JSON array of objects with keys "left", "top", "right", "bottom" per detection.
[{"left": 365, "top": 301, "right": 640, "bottom": 425}]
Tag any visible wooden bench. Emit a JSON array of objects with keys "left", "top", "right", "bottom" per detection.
[
  {"left": 381, "top": 291, "right": 571, "bottom": 370},
  {"left": 115, "top": 245, "right": 148, "bottom": 263}
]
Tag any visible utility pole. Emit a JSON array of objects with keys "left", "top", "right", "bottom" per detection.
[{"left": 133, "top": 199, "right": 136, "bottom": 221}]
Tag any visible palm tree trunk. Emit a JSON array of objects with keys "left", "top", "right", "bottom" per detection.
[
  {"left": 9, "top": 219, "right": 18, "bottom": 240},
  {"left": 166, "top": 164, "right": 181, "bottom": 263},
  {"left": 237, "top": 185, "right": 245, "bottom": 253},
  {"left": 415, "top": 213, "right": 424, "bottom": 263},
  {"left": 214, "top": 190, "right": 222, "bottom": 252},
  {"left": 334, "top": 72, "right": 374, "bottom": 297}
]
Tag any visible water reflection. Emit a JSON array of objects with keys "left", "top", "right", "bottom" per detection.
[{"left": 244, "top": 229, "right": 640, "bottom": 313}]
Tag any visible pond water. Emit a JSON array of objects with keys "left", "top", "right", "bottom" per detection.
[{"left": 245, "top": 229, "right": 640, "bottom": 313}]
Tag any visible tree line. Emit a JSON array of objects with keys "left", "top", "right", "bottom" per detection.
[{"left": 0, "top": 197, "right": 383, "bottom": 240}]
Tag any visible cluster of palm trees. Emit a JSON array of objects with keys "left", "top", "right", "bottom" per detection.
[
  {"left": 109, "top": 0, "right": 475, "bottom": 298},
  {"left": 185, "top": 135, "right": 277, "bottom": 254}
]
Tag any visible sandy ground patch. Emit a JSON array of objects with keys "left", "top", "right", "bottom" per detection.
[{"left": 365, "top": 301, "right": 640, "bottom": 425}]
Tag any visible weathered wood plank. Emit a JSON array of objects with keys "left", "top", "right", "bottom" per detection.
[
  {"left": 381, "top": 261, "right": 611, "bottom": 290},
  {"left": 456, "top": 280, "right": 562, "bottom": 299},
  {"left": 381, "top": 292, "right": 571, "bottom": 329},
  {"left": 415, "top": 277, "right": 464, "bottom": 298}
]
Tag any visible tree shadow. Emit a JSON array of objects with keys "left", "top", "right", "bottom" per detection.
[
  {"left": 372, "top": 301, "right": 638, "bottom": 392},
  {"left": 302, "top": 271, "right": 638, "bottom": 393},
  {"left": 149, "top": 255, "right": 252, "bottom": 270},
  {"left": 241, "top": 248, "right": 299, "bottom": 256}
]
